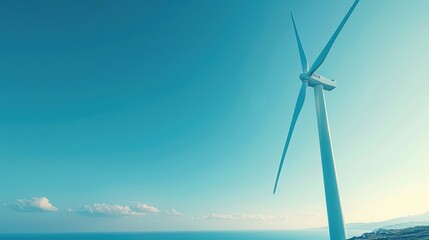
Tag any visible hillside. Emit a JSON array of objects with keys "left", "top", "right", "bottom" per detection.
[{"left": 348, "top": 225, "right": 429, "bottom": 240}]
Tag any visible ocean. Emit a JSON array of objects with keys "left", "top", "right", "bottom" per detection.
[{"left": 0, "top": 230, "right": 366, "bottom": 240}]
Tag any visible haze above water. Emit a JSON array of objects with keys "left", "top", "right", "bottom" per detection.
[{"left": 0, "top": 230, "right": 367, "bottom": 240}]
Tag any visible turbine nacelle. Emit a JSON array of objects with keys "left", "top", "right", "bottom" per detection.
[{"left": 299, "top": 73, "right": 336, "bottom": 91}]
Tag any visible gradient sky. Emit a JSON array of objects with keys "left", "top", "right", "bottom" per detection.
[{"left": 1, "top": 0, "right": 429, "bottom": 233}]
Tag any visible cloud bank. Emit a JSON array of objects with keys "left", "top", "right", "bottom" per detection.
[
  {"left": 6, "top": 197, "right": 58, "bottom": 212},
  {"left": 295, "top": 211, "right": 322, "bottom": 218},
  {"left": 78, "top": 202, "right": 161, "bottom": 218}
]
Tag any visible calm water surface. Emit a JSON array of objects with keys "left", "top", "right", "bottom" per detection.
[{"left": 0, "top": 230, "right": 366, "bottom": 240}]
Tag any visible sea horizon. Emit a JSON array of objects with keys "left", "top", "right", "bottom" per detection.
[{"left": 0, "top": 229, "right": 367, "bottom": 240}]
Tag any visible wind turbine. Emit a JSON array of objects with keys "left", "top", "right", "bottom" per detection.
[{"left": 273, "top": 1, "right": 360, "bottom": 240}]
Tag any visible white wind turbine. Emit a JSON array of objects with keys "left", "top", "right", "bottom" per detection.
[{"left": 273, "top": 1, "right": 360, "bottom": 239}]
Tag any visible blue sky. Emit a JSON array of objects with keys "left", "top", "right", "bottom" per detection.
[{"left": 1, "top": 0, "right": 429, "bottom": 233}]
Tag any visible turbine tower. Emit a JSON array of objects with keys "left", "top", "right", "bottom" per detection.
[{"left": 273, "top": 1, "right": 360, "bottom": 239}]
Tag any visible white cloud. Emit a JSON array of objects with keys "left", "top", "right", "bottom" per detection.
[
  {"left": 166, "top": 208, "right": 183, "bottom": 216},
  {"left": 78, "top": 202, "right": 160, "bottom": 218},
  {"left": 6, "top": 197, "right": 58, "bottom": 212},
  {"left": 78, "top": 203, "right": 142, "bottom": 217},
  {"left": 295, "top": 211, "right": 322, "bottom": 218},
  {"left": 205, "top": 213, "right": 288, "bottom": 221},
  {"left": 133, "top": 203, "right": 160, "bottom": 213}
]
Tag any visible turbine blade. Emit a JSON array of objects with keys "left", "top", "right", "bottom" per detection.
[
  {"left": 291, "top": 12, "right": 308, "bottom": 72},
  {"left": 307, "top": 0, "right": 360, "bottom": 75},
  {"left": 273, "top": 81, "right": 308, "bottom": 194}
]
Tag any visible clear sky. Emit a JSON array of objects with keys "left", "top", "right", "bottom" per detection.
[{"left": 1, "top": 0, "right": 429, "bottom": 233}]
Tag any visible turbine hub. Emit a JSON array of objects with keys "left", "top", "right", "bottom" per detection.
[{"left": 299, "top": 73, "right": 309, "bottom": 81}]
